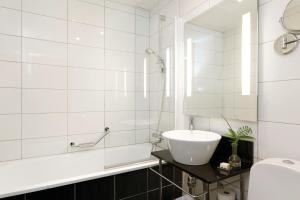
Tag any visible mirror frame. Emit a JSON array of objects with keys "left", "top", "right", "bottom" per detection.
[{"left": 280, "top": 0, "right": 300, "bottom": 33}]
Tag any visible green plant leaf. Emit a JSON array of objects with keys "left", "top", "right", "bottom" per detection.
[
  {"left": 237, "top": 126, "right": 252, "bottom": 136},
  {"left": 239, "top": 135, "right": 255, "bottom": 141},
  {"left": 227, "top": 128, "right": 237, "bottom": 138}
]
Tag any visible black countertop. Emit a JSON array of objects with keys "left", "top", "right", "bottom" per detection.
[{"left": 151, "top": 150, "right": 252, "bottom": 184}]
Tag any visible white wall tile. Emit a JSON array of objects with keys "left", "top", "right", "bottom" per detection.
[
  {"left": 22, "top": 0, "right": 67, "bottom": 19},
  {"left": 22, "top": 13, "right": 67, "bottom": 42},
  {"left": 68, "top": 112, "right": 104, "bottom": 135},
  {"left": 68, "top": 90, "right": 104, "bottom": 112},
  {"left": 258, "top": 121, "right": 300, "bottom": 160},
  {"left": 135, "top": 72, "right": 149, "bottom": 91},
  {"left": 0, "top": 114, "right": 21, "bottom": 141},
  {"left": 0, "top": 34, "right": 21, "bottom": 62},
  {"left": 22, "top": 89, "right": 67, "bottom": 113},
  {"left": 105, "top": 8, "right": 135, "bottom": 33},
  {"left": 0, "top": 0, "right": 21, "bottom": 9},
  {"left": 105, "top": 71, "right": 135, "bottom": 91},
  {"left": 68, "top": 22, "right": 104, "bottom": 48},
  {"left": 68, "top": 68, "right": 104, "bottom": 90},
  {"left": 135, "top": 92, "right": 149, "bottom": 111},
  {"left": 22, "top": 113, "right": 67, "bottom": 139},
  {"left": 104, "top": 131, "right": 135, "bottom": 148},
  {"left": 0, "top": 61, "right": 21, "bottom": 87},
  {"left": 22, "top": 136, "right": 67, "bottom": 158},
  {"left": 259, "top": 80, "right": 300, "bottom": 124},
  {"left": 69, "top": 0, "right": 104, "bottom": 27},
  {"left": 0, "top": 140, "right": 21, "bottom": 161},
  {"left": 105, "top": 91, "right": 135, "bottom": 111},
  {"left": 135, "top": 35, "right": 149, "bottom": 53},
  {"left": 136, "top": 15, "right": 149, "bottom": 36},
  {"left": 105, "top": 29, "right": 135, "bottom": 52},
  {"left": 22, "top": 38, "right": 67, "bottom": 66},
  {"left": 135, "top": 8, "right": 149, "bottom": 18},
  {"left": 135, "top": 129, "right": 149, "bottom": 144},
  {"left": 80, "top": 0, "right": 104, "bottom": 6},
  {"left": 106, "top": 111, "right": 135, "bottom": 131},
  {"left": 259, "top": 42, "right": 300, "bottom": 82},
  {"left": 0, "top": 88, "right": 21, "bottom": 114},
  {"left": 68, "top": 44, "right": 104, "bottom": 68},
  {"left": 135, "top": 54, "right": 148, "bottom": 73},
  {"left": 258, "top": 0, "right": 288, "bottom": 43},
  {"left": 0, "top": 7, "right": 21, "bottom": 36},
  {"left": 105, "top": 50, "right": 135, "bottom": 72},
  {"left": 22, "top": 63, "right": 67, "bottom": 89},
  {"left": 136, "top": 111, "right": 150, "bottom": 130}
]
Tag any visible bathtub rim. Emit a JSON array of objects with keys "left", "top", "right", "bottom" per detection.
[{"left": 0, "top": 144, "right": 159, "bottom": 199}]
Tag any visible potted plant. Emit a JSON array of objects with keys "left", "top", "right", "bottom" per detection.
[{"left": 222, "top": 116, "right": 255, "bottom": 168}]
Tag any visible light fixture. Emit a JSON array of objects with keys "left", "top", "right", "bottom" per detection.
[
  {"left": 186, "top": 38, "right": 192, "bottom": 97},
  {"left": 241, "top": 12, "right": 251, "bottom": 96}
]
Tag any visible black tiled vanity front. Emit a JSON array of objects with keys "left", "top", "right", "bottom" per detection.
[{"left": 1, "top": 166, "right": 182, "bottom": 200}]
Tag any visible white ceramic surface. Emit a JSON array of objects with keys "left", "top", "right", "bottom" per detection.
[
  {"left": 162, "top": 130, "right": 221, "bottom": 165},
  {"left": 0, "top": 143, "right": 157, "bottom": 198},
  {"left": 248, "top": 158, "right": 300, "bottom": 200}
]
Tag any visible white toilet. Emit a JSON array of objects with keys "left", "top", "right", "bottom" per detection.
[{"left": 248, "top": 158, "right": 300, "bottom": 200}]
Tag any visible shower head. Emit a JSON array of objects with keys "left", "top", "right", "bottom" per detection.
[
  {"left": 145, "top": 48, "right": 156, "bottom": 55},
  {"left": 145, "top": 48, "right": 165, "bottom": 73}
]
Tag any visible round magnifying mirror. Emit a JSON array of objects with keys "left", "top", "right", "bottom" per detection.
[{"left": 281, "top": 0, "right": 300, "bottom": 32}]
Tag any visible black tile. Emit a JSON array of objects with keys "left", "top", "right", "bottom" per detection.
[
  {"left": 174, "top": 168, "right": 182, "bottom": 186},
  {"left": 121, "top": 193, "right": 147, "bottom": 200},
  {"left": 148, "top": 164, "right": 174, "bottom": 190},
  {"left": 116, "top": 169, "right": 147, "bottom": 199},
  {"left": 76, "top": 176, "right": 114, "bottom": 200},
  {"left": 173, "top": 186, "right": 182, "bottom": 199},
  {"left": 1, "top": 195, "right": 24, "bottom": 200},
  {"left": 26, "top": 185, "right": 74, "bottom": 200}
]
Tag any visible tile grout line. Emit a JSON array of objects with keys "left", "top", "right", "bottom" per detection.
[
  {"left": 67, "top": 0, "right": 70, "bottom": 153},
  {"left": 134, "top": 7, "right": 137, "bottom": 145},
  {"left": 20, "top": 0, "right": 23, "bottom": 159},
  {"left": 103, "top": 0, "right": 107, "bottom": 149}
]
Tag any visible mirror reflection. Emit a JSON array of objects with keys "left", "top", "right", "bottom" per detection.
[{"left": 183, "top": 0, "right": 258, "bottom": 122}]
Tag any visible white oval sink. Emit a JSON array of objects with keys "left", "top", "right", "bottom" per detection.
[{"left": 162, "top": 130, "right": 221, "bottom": 165}]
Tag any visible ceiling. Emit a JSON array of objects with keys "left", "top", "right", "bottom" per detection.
[{"left": 109, "top": 0, "right": 160, "bottom": 10}]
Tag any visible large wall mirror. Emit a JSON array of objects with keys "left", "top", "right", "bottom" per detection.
[{"left": 183, "top": 0, "right": 258, "bottom": 122}]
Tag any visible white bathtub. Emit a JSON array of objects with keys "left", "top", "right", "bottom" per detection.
[{"left": 0, "top": 143, "right": 158, "bottom": 198}]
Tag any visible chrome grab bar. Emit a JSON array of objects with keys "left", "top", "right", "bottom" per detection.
[
  {"left": 149, "top": 167, "right": 207, "bottom": 200},
  {"left": 70, "top": 127, "right": 110, "bottom": 148}
]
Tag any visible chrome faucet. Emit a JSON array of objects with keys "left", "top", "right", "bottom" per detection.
[{"left": 189, "top": 116, "right": 194, "bottom": 130}]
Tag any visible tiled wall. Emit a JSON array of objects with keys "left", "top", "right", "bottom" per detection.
[
  {"left": 258, "top": 0, "right": 300, "bottom": 160},
  {"left": 0, "top": 0, "right": 151, "bottom": 161}
]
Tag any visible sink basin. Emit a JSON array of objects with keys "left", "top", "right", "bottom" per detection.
[{"left": 162, "top": 130, "right": 221, "bottom": 165}]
